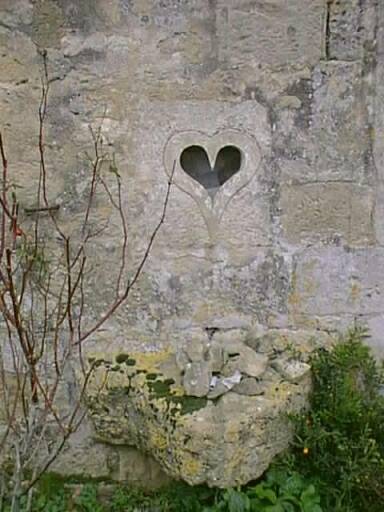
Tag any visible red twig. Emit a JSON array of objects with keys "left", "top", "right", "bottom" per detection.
[{"left": 0, "top": 49, "right": 174, "bottom": 503}]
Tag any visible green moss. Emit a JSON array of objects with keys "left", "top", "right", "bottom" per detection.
[
  {"left": 148, "top": 380, "right": 172, "bottom": 398},
  {"left": 37, "top": 472, "right": 67, "bottom": 499},
  {"left": 125, "top": 358, "right": 136, "bottom": 366},
  {"left": 142, "top": 374, "right": 207, "bottom": 415},
  {"left": 116, "top": 353, "right": 129, "bottom": 364},
  {"left": 169, "top": 396, "right": 208, "bottom": 416},
  {"left": 146, "top": 373, "right": 159, "bottom": 381},
  {"left": 38, "top": 471, "right": 111, "bottom": 489}
]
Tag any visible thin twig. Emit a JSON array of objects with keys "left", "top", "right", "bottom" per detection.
[{"left": 78, "top": 160, "right": 175, "bottom": 344}]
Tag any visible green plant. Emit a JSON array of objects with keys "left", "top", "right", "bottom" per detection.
[
  {"left": 32, "top": 490, "right": 67, "bottom": 512},
  {"left": 201, "top": 469, "right": 322, "bottom": 512},
  {"left": 110, "top": 486, "right": 157, "bottom": 511},
  {"left": 72, "top": 484, "right": 103, "bottom": 512},
  {"left": 246, "top": 469, "right": 322, "bottom": 512},
  {"left": 110, "top": 481, "right": 216, "bottom": 512},
  {"left": 0, "top": 470, "right": 321, "bottom": 512},
  {"left": 1, "top": 490, "right": 67, "bottom": 512},
  {"left": 286, "top": 326, "right": 384, "bottom": 511}
]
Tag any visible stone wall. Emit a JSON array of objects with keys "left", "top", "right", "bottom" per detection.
[{"left": 1, "top": 0, "right": 383, "bottom": 487}]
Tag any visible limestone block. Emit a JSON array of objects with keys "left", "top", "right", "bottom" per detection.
[
  {"left": 223, "top": 351, "right": 268, "bottom": 379},
  {"left": 113, "top": 446, "right": 171, "bottom": 489},
  {"left": 46, "top": 423, "right": 114, "bottom": 481},
  {"left": 85, "top": 348, "right": 312, "bottom": 487},
  {"left": 211, "top": 330, "right": 270, "bottom": 377},
  {"left": 184, "top": 329, "right": 209, "bottom": 362},
  {"left": 275, "top": 62, "right": 372, "bottom": 184},
  {"left": 232, "top": 377, "right": 265, "bottom": 396},
  {"left": 363, "top": 315, "right": 384, "bottom": 360},
  {"left": 0, "top": 0, "right": 32, "bottom": 26},
  {"left": 280, "top": 183, "right": 375, "bottom": 246},
  {"left": 249, "top": 329, "right": 334, "bottom": 362},
  {"left": 31, "top": 0, "right": 65, "bottom": 48},
  {"left": 289, "top": 247, "right": 384, "bottom": 320},
  {"left": 216, "top": 0, "right": 323, "bottom": 68},
  {"left": 326, "top": 0, "right": 376, "bottom": 61},
  {"left": 175, "top": 349, "right": 190, "bottom": 372},
  {"left": 211, "top": 329, "right": 248, "bottom": 350},
  {"left": 134, "top": 100, "right": 271, "bottom": 263},
  {"left": 373, "top": 3, "right": 384, "bottom": 245},
  {"left": 183, "top": 361, "right": 211, "bottom": 397},
  {"left": 287, "top": 247, "right": 384, "bottom": 356},
  {"left": 207, "top": 341, "right": 224, "bottom": 373},
  {"left": 310, "top": 62, "right": 372, "bottom": 181},
  {"left": 272, "top": 359, "right": 311, "bottom": 383}
]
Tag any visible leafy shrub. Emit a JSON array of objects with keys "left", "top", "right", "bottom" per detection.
[
  {"left": 1, "top": 472, "right": 320, "bottom": 512},
  {"left": 203, "top": 469, "right": 322, "bottom": 512},
  {"left": 73, "top": 484, "right": 104, "bottom": 512},
  {"left": 110, "top": 481, "right": 215, "bottom": 511},
  {"left": 286, "top": 326, "right": 384, "bottom": 511}
]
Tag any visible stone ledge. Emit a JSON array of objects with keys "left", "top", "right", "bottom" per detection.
[{"left": 84, "top": 329, "right": 330, "bottom": 487}]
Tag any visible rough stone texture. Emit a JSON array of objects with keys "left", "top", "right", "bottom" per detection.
[
  {"left": 0, "top": 0, "right": 384, "bottom": 487},
  {"left": 50, "top": 428, "right": 171, "bottom": 489},
  {"left": 183, "top": 361, "right": 211, "bottom": 397},
  {"left": 84, "top": 331, "right": 324, "bottom": 488},
  {"left": 280, "top": 183, "right": 375, "bottom": 246},
  {"left": 222, "top": 346, "right": 269, "bottom": 379}
]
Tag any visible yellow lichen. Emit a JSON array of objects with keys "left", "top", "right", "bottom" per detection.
[
  {"left": 131, "top": 348, "right": 174, "bottom": 372},
  {"left": 149, "top": 429, "right": 169, "bottom": 451},
  {"left": 179, "top": 454, "right": 201, "bottom": 478}
]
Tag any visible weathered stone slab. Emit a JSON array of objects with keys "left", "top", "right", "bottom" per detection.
[
  {"left": 326, "top": 0, "right": 377, "bottom": 61},
  {"left": 275, "top": 62, "right": 372, "bottom": 184},
  {"left": 216, "top": 0, "right": 324, "bottom": 68},
  {"left": 232, "top": 377, "right": 265, "bottom": 396},
  {"left": 85, "top": 338, "right": 313, "bottom": 487},
  {"left": 286, "top": 247, "right": 384, "bottom": 357},
  {"left": 183, "top": 361, "right": 211, "bottom": 397},
  {"left": 289, "top": 247, "right": 384, "bottom": 318},
  {"left": 280, "top": 183, "right": 375, "bottom": 246},
  {"left": 272, "top": 359, "right": 311, "bottom": 383}
]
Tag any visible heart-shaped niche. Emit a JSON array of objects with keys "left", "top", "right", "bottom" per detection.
[
  {"left": 163, "top": 130, "right": 261, "bottom": 232},
  {"left": 180, "top": 145, "right": 242, "bottom": 199}
]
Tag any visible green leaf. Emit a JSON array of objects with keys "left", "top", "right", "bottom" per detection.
[
  {"left": 303, "top": 505, "right": 322, "bottom": 512},
  {"left": 300, "top": 485, "right": 318, "bottom": 502},
  {"left": 226, "top": 489, "right": 250, "bottom": 512},
  {"left": 281, "top": 503, "right": 296, "bottom": 512},
  {"left": 283, "top": 473, "right": 305, "bottom": 496},
  {"left": 254, "top": 484, "right": 277, "bottom": 503},
  {"left": 266, "top": 469, "right": 288, "bottom": 488},
  {"left": 264, "top": 504, "right": 285, "bottom": 512}
]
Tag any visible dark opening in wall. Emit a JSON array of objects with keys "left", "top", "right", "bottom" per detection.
[{"left": 180, "top": 145, "right": 242, "bottom": 197}]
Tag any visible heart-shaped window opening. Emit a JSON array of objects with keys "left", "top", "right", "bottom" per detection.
[{"left": 180, "top": 145, "right": 242, "bottom": 198}]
